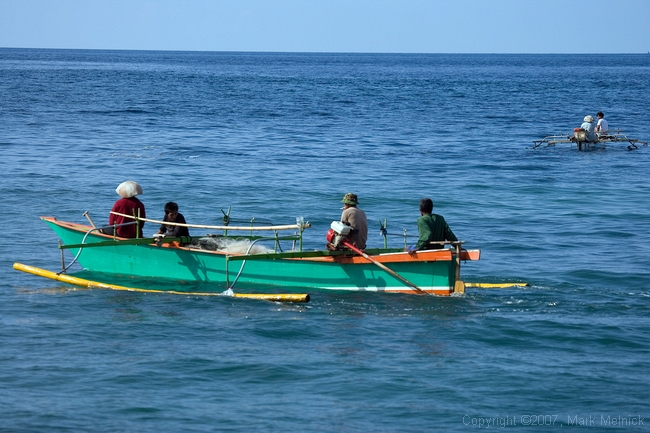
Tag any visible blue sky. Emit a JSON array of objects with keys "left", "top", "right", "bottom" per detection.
[{"left": 1, "top": 0, "right": 649, "bottom": 53}]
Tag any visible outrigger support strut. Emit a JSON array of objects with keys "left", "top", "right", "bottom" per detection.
[
  {"left": 225, "top": 236, "right": 285, "bottom": 291},
  {"left": 532, "top": 130, "right": 647, "bottom": 150},
  {"left": 452, "top": 241, "right": 465, "bottom": 294}
]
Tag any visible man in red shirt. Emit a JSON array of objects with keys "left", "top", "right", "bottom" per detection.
[{"left": 106, "top": 181, "right": 146, "bottom": 238}]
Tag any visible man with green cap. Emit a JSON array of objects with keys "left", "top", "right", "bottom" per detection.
[{"left": 340, "top": 192, "right": 368, "bottom": 250}]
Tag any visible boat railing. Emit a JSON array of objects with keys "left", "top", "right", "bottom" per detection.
[
  {"left": 110, "top": 211, "right": 311, "bottom": 251},
  {"left": 110, "top": 211, "right": 309, "bottom": 232},
  {"left": 379, "top": 218, "right": 417, "bottom": 248},
  {"left": 220, "top": 206, "right": 279, "bottom": 235},
  {"left": 379, "top": 219, "right": 466, "bottom": 250}
]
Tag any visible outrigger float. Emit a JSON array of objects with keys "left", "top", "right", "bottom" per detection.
[
  {"left": 533, "top": 129, "right": 647, "bottom": 151},
  {"left": 13, "top": 211, "right": 484, "bottom": 299}
]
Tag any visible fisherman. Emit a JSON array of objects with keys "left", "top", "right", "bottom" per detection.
[
  {"left": 579, "top": 115, "right": 598, "bottom": 142},
  {"left": 156, "top": 201, "right": 189, "bottom": 237},
  {"left": 595, "top": 111, "right": 609, "bottom": 136},
  {"left": 406, "top": 198, "right": 457, "bottom": 254},
  {"left": 340, "top": 193, "right": 368, "bottom": 250},
  {"left": 104, "top": 180, "right": 146, "bottom": 238}
]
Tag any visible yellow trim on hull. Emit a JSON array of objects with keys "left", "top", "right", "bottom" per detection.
[{"left": 12, "top": 263, "right": 309, "bottom": 303}]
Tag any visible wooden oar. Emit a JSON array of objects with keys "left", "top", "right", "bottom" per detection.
[{"left": 341, "top": 240, "right": 428, "bottom": 295}]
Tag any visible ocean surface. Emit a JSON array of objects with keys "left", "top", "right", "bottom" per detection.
[{"left": 1, "top": 49, "right": 649, "bottom": 432}]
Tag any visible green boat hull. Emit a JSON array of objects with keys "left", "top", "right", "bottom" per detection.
[{"left": 42, "top": 217, "right": 479, "bottom": 295}]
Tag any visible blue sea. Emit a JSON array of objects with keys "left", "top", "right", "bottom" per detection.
[{"left": 1, "top": 49, "right": 649, "bottom": 432}]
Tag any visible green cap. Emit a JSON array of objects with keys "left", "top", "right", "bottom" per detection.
[{"left": 341, "top": 193, "right": 359, "bottom": 205}]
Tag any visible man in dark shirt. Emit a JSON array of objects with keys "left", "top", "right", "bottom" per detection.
[
  {"left": 408, "top": 198, "right": 457, "bottom": 252},
  {"left": 156, "top": 201, "right": 190, "bottom": 237}
]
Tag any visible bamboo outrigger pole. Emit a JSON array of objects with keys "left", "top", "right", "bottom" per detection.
[
  {"left": 110, "top": 212, "right": 311, "bottom": 232},
  {"left": 13, "top": 263, "right": 310, "bottom": 303},
  {"left": 465, "top": 282, "right": 529, "bottom": 288}
]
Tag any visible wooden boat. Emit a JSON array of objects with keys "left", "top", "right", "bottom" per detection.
[
  {"left": 34, "top": 215, "right": 480, "bottom": 296},
  {"left": 533, "top": 129, "right": 647, "bottom": 151}
]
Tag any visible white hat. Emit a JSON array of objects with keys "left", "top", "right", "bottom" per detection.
[
  {"left": 115, "top": 181, "right": 143, "bottom": 198},
  {"left": 583, "top": 115, "right": 594, "bottom": 123}
]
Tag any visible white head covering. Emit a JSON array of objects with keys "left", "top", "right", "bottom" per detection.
[
  {"left": 115, "top": 181, "right": 143, "bottom": 198},
  {"left": 583, "top": 115, "right": 594, "bottom": 123}
]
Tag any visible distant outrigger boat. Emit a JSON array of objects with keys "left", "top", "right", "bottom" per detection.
[
  {"left": 15, "top": 213, "right": 480, "bottom": 297},
  {"left": 533, "top": 129, "right": 647, "bottom": 151}
]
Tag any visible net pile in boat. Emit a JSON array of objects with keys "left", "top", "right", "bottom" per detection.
[{"left": 190, "top": 237, "right": 274, "bottom": 255}]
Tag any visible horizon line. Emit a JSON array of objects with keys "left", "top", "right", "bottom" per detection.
[{"left": 1, "top": 46, "right": 649, "bottom": 56}]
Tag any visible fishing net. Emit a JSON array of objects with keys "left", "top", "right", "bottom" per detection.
[{"left": 190, "top": 237, "right": 274, "bottom": 255}]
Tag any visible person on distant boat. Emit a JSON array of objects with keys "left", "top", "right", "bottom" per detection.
[
  {"left": 340, "top": 193, "right": 368, "bottom": 250},
  {"left": 580, "top": 115, "right": 598, "bottom": 142},
  {"left": 103, "top": 180, "right": 146, "bottom": 238},
  {"left": 156, "top": 201, "right": 189, "bottom": 237},
  {"left": 406, "top": 198, "right": 457, "bottom": 254},
  {"left": 595, "top": 111, "right": 609, "bottom": 136}
]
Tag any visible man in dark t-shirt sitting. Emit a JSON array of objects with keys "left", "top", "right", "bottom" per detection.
[{"left": 407, "top": 198, "right": 457, "bottom": 253}]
